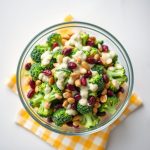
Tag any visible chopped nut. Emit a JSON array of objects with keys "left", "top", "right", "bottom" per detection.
[
  {"left": 62, "top": 100, "right": 69, "bottom": 108},
  {"left": 80, "top": 68, "right": 87, "bottom": 74},
  {"left": 75, "top": 79, "right": 81, "bottom": 87},
  {"left": 117, "top": 92, "right": 125, "bottom": 100},
  {"left": 100, "top": 95, "right": 107, "bottom": 103},
  {"left": 35, "top": 86, "right": 39, "bottom": 93},
  {"left": 94, "top": 54, "right": 100, "bottom": 60},
  {"left": 44, "top": 101, "right": 50, "bottom": 109},
  {"left": 94, "top": 102, "right": 101, "bottom": 108},
  {"left": 81, "top": 61, "right": 90, "bottom": 70},
  {"left": 98, "top": 44, "right": 102, "bottom": 51},
  {"left": 73, "top": 115, "right": 81, "bottom": 121},
  {"left": 67, "top": 97, "right": 75, "bottom": 104},
  {"left": 101, "top": 89, "right": 107, "bottom": 95},
  {"left": 93, "top": 107, "right": 98, "bottom": 114},
  {"left": 73, "top": 121, "right": 80, "bottom": 127},
  {"left": 55, "top": 93, "right": 62, "bottom": 100},
  {"left": 35, "top": 80, "right": 41, "bottom": 86},
  {"left": 76, "top": 58, "right": 81, "bottom": 64},
  {"left": 71, "top": 72, "right": 80, "bottom": 80},
  {"left": 68, "top": 32, "right": 74, "bottom": 37},
  {"left": 49, "top": 77, "right": 54, "bottom": 85},
  {"left": 63, "top": 92, "right": 72, "bottom": 98},
  {"left": 57, "top": 55, "right": 63, "bottom": 64},
  {"left": 62, "top": 34, "right": 70, "bottom": 40},
  {"left": 105, "top": 81, "right": 110, "bottom": 89},
  {"left": 65, "top": 89, "right": 71, "bottom": 92}
]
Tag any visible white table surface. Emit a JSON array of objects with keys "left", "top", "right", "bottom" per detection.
[{"left": 0, "top": 0, "right": 150, "bottom": 149}]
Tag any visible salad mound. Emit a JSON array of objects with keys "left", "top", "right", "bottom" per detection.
[{"left": 24, "top": 31, "right": 127, "bottom": 129}]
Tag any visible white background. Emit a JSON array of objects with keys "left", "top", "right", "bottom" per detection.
[{"left": 0, "top": 0, "right": 150, "bottom": 149}]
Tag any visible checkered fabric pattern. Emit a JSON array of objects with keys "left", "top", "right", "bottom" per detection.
[{"left": 7, "top": 74, "right": 142, "bottom": 150}]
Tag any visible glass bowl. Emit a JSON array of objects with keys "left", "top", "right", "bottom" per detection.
[{"left": 17, "top": 22, "right": 134, "bottom": 135}]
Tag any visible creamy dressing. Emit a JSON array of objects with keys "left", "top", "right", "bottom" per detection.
[
  {"left": 44, "top": 84, "right": 51, "bottom": 94},
  {"left": 82, "top": 46, "right": 91, "bottom": 51},
  {"left": 79, "top": 86, "right": 89, "bottom": 106},
  {"left": 112, "top": 79, "right": 120, "bottom": 89},
  {"left": 72, "top": 50, "right": 87, "bottom": 61},
  {"left": 38, "top": 73, "right": 49, "bottom": 82},
  {"left": 88, "top": 83, "right": 98, "bottom": 92},
  {"left": 68, "top": 77, "right": 74, "bottom": 84},
  {"left": 91, "top": 71, "right": 98, "bottom": 76},
  {"left": 66, "top": 109, "right": 77, "bottom": 116},
  {"left": 41, "top": 51, "right": 52, "bottom": 66}
]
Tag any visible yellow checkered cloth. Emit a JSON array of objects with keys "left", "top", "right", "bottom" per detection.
[{"left": 7, "top": 74, "right": 142, "bottom": 150}]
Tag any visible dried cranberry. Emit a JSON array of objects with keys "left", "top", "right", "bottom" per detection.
[
  {"left": 84, "top": 70, "right": 92, "bottom": 78},
  {"left": 80, "top": 76, "right": 87, "bottom": 86},
  {"left": 96, "top": 59, "right": 103, "bottom": 65},
  {"left": 67, "top": 84, "right": 76, "bottom": 91},
  {"left": 86, "top": 40, "right": 95, "bottom": 47},
  {"left": 29, "top": 80, "right": 36, "bottom": 89},
  {"left": 86, "top": 57, "right": 96, "bottom": 64},
  {"left": 47, "top": 117, "right": 53, "bottom": 123},
  {"left": 88, "top": 96, "right": 96, "bottom": 106},
  {"left": 74, "top": 93, "right": 81, "bottom": 101},
  {"left": 102, "top": 45, "right": 109, "bottom": 52},
  {"left": 71, "top": 103, "right": 77, "bottom": 110},
  {"left": 68, "top": 62, "right": 77, "bottom": 69},
  {"left": 102, "top": 74, "right": 109, "bottom": 83},
  {"left": 52, "top": 42, "right": 59, "bottom": 49},
  {"left": 66, "top": 121, "right": 73, "bottom": 127},
  {"left": 42, "top": 70, "right": 52, "bottom": 76},
  {"left": 27, "top": 89, "right": 35, "bottom": 98},
  {"left": 119, "top": 87, "right": 124, "bottom": 93},
  {"left": 55, "top": 104, "right": 63, "bottom": 110},
  {"left": 97, "top": 111, "right": 106, "bottom": 116},
  {"left": 62, "top": 48, "right": 72, "bottom": 56},
  {"left": 107, "top": 90, "right": 114, "bottom": 96},
  {"left": 25, "top": 63, "right": 31, "bottom": 70}
]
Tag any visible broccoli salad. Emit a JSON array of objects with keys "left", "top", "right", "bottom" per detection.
[{"left": 23, "top": 31, "right": 128, "bottom": 129}]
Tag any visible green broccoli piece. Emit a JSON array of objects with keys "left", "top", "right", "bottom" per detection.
[
  {"left": 112, "top": 55, "right": 118, "bottom": 64},
  {"left": 52, "top": 108, "right": 72, "bottom": 126},
  {"left": 89, "top": 91, "right": 97, "bottom": 97},
  {"left": 92, "top": 64, "right": 105, "bottom": 75},
  {"left": 38, "top": 83, "right": 48, "bottom": 94},
  {"left": 29, "top": 94, "right": 44, "bottom": 107},
  {"left": 90, "top": 47, "right": 98, "bottom": 56},
  {"left": 81, "top": 112, "right": 99, "bottom": 128},
  {"left": 70, "top": 47, "right": 78, "bottom": 56},
  {"left": 99, "top": 96, "right": 119, "bottom": 115},
  {"left": 52, "top": 49, "right": 62, "bottom": 59},
  {"left": 77, "top": 102, "right": 92, "bottom": 114},
  {"left": 80, "top": 32, "right": 89, "bottom": 45},
  {"left": 95, "top": 40, "right": 104, "bottom": 46},
  {"left": 44, "top": 84, "right": 62, "bottom": 102},
  {"left": 83, "top": 50, "right": 90, "bottom": 56},
  {"left": 37, "top": 101, "right": 53, "bottom": 117},
  {"left": 47, "top": 33, "right": 62, "bottom": 47},
  {"left": 88, "top": 74, "right": 105, "bottom": 92},
  {"left": 30, "top": 63, "right": 44, "bottom": 80},
  {"left": 31, "top": 45, "right": 49, "bottom": 63}
]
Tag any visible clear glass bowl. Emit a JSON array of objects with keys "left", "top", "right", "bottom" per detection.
[{"left": 17, "top": 22, "right": 134, "bottom": 135}]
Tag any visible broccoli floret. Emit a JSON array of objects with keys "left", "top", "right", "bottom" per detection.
[
  {"left": 89, "top": 91, "right": 97, "bottom": 97},
  {"left": 95, "top": 40, "right": 104, "bottom": 46},
  {"left": 92, "top": 64, "right": 104, "bottom": 75},
  {"left": 81, "top": 112, "right": 99, "bottom": 128},
  {"left": 70, "top": 47, "right": 78, "bottom": 56},
  {"left": 88, "top": 74, "right": 105, "bottom": 92},
  {"left": 37, "top": 101, "right": 53, "bottom": 117},
  {"left": 112, "top": 55, "right": 118, "bottom": 64},
  {"left": 31, "top": 45, "right": 49, "bottom": 63},
  {"left": 44, "top": 84, "right": 62, "bottom": 102},
  {"left": 90, "top": 47, "right": 98, "bottom": 56},
  {"left": 52, "top": 108, "right": 72, "bottom": 126},
  {"left": 77, "top": 102, "right": 92, "bottom": 114},
  {"left": 99, "top": 96, "right": 119, "bottom": 114},
  {"left": 29, "top": 94, "right": 44, "bottom": 107},
  {"left": 83, "top": 50, "right": 90, "bottom": 56},
  {"left": 52, "top": 49, "right": 62, "bottom": 59},
  {"left": 80, "top": 32, "right": 89, "bottom": 45},
  {"left": 38, "top": 83, "right": 47, "bottom": 94},
  {"left": 30, "top": 63, "right": 44, "bottom": 80},
  {"left": 47, "top": 33, "right": 62, "bottom": 47}
]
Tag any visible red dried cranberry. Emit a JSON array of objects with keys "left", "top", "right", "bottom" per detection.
[
  {"left": 68, "top": 62, "right": 77, "bottom": 69},
  {"left": 52, "top": 42, "right": 59, "bottom": 49},
  {"left": 62, "top": 48, "right": 72, "bottom": 56},
  {"left": 47, "top": 117, "right": 53, "bottom": 123},
  {"left": 86, "top": 57, "right": 96, "bottom": 64},
  {"left": 86, "top": 40, "right": 95, "bottom": 47},
  {"left": 66, "top": 121, "right": 73, "bottom": 127},
  {"left": 107, "top": 90, "right": 114, "bottom": 96},
  {"left": 71, "top": 103, "right": 77, "bottom": 110},
  {"left": 102, "top": 74, "right": 109, "bottom": 83},
  {"left": 55, "top": 104, "right": 63, "bottom": 110},
  {"left": 74, "top": 93, "right": 81, "bottom": 101},
  {"left": 96, "top": 59, "right": 103, "bottom": 65},
  {"left": 102, "top": 45, "right": 109, "bottom": 52},
  {"left": 80, "top": 76, "right": 87, "bottom": 86},
  {"left": 88, "top": 96, "right": 96, "bottom": 106},
  {"left": 29, "top": 80, "right": 36, "bottom": 89},
  {"left": 42, "top": 70, "right": 52, "bottom": 76},
  {"left": 119, "top": 87, "right": 124, "bottom": 93},
  {"left": 25, "top": 63, "right": 31, "bottom": 70},
  {"left": 27, "top": 89, "right": 35, "bottom": 98},
  {"left": 84, "top": 70, "right": 92, "bottom": 78},
  {"left": 67, "top": 84, "right": 76, "bottom": 91}
]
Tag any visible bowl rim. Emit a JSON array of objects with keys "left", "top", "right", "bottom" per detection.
[{"left": 17, "top": 21, "right": 134, "bottom": 135}]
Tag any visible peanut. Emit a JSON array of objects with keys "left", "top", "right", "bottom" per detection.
[
  {"left": 94, "top": 54, "right": 100, "bottom": 60},
  {"left": 73, "top": 115, "right": 81, "bottom": 121},
  {"left": 44, "top": 101, "right": 50, "bottom": 109},
  {"left": 65, "top": 89, "right": 71, "bottom": 93},
  {"left": 62, "top": 100, "right": 69, "bottom": 108},
  {"left": 100, "top": 95, "right": 107, "bottom": 103},
  {"left": 76, "top": 58, "right": 81, "bottom": 64},
  {"left": 35, "top": 80, "right": 41, "bottom": 86},
  {"left": 81, "top": 61, "right": 90, "bottom": 70},
  {"left": 94, "top": 102, "right": 101, "bottom": 108},
  {"left": 80, "top": 68, "right": 87, "bottom": 74},
  {"left": 93, "top": 107, "right": 98, "bottom": 114},
  {"left": 71, "top": 72, "right": 80, "bottom": 80},
  {"left": 49, "top": 77, "right": 54, "bottom": 85},
  {"left": 55, "top": 93, "right": 62, "bottom": 100},
  {"left": 75, "top": 79, "right": 81, "bottom": 87},
  {"left": 73, "top": 121, "right": 80, "bottom": 127},
  {"left": 57, "top": 55, "right": 63, "bottom": 64},
  {"left": 105, "top": 81, "right": 110, "bottom": 89},
  {"left": 101, "top": 89, "right": 107, "bottom": 95},
  {"left": 67, "top": 97, "right": 75, "bottom": 104},
  {"left": 62, "top": 34, "right": 70, "bottom": 40},
  {"left": 63, "top": 92, "right": 72, "bottom": 98},
  {"left": 35, "top": 86, "right": 39, "bottom": 93}
]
